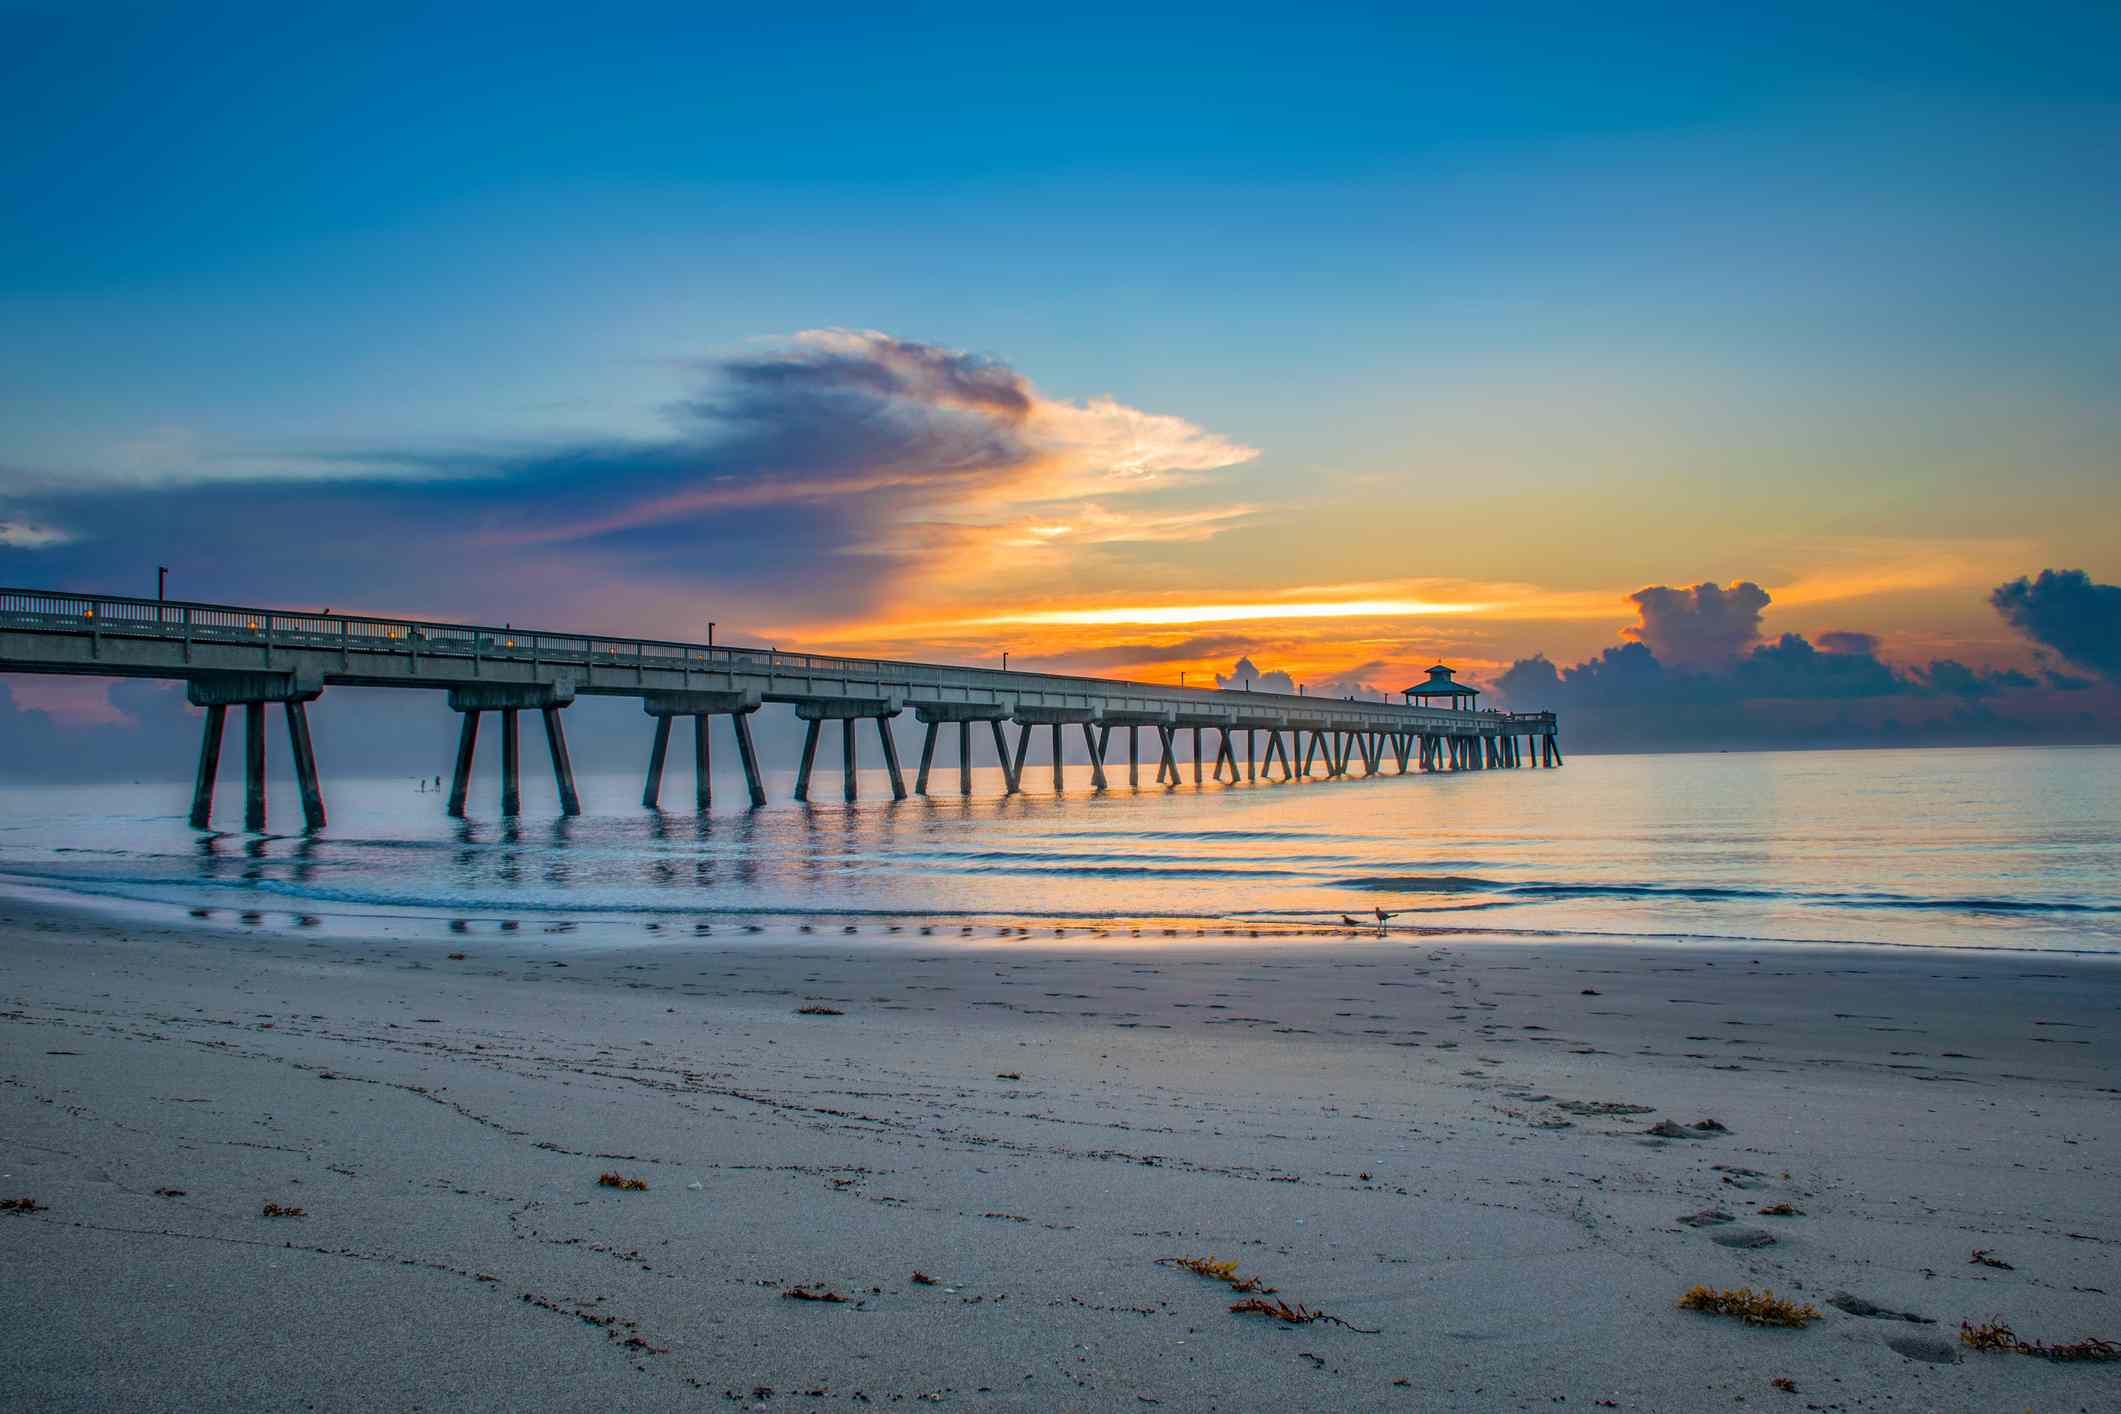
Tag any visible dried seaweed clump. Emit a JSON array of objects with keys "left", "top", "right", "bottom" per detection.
[
  {"left": 782, "top": 1284, "right": 849, "bottom": 1303},
  {"left": 260, "top": 1202, "right": 306, "bottom": 1218},
  {"left": 796, "top": 1004, "right": 845, "bottom": 1016},
  {"left": 1758, "top": 1202, "right": 1804, "bottom": 1217},
  {"left": 1677, "top": 1286, "right": 1821, "bottom": 1328},
  {"left": 1229, "top": 1297, "right": 1379, "bottom": 1334},
  {"left": 910, "top": 1272, "right": 938, "bottom": 1286},
  {"left": 1158, "top": 1255, "right": 1275, "bottom": 1295},
  {"left": 1959, "top": 1320, "right": 2118, "bottom": 1362},
  {"left": 1969, "top": 1248, "right": 2013, "bottom": 1270},
  {"left": 597, "top": 1172, "right": 649, "bottom": 1191},
  {"left": 0, "top": 1197, "right": 47, "bottom": 1213}
]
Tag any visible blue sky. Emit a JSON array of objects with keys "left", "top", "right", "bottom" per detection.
[{"left": 2, "top": 1, "right": 2117, "bottom": 751}]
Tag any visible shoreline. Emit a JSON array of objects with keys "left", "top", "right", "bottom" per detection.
[
  {"left": 7, "top": 875, "right": 2121, "bottom": 963},
  {"left": 4, "top": 893, "right": 2118, "bottom": 1410}
]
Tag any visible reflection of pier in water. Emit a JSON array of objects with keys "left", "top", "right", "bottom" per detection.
[{"left": 1, "top": 586, "right": 1560, "bottom": 831}]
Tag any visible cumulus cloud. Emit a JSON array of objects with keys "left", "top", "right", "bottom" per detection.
[
  {"left": 1991, "top": 569, "right": 2121, "bottom": 682},
  {"left": 1623, "top": 581, "right": 1770, "bottom": 668},
  {"left": 1916, "top": 659, "right": 2036, "bottom": 697},
  {"left": 1315, "top": 662, "right": 1394, "bottom": 701},
  {"left": 1216, "top": 656, "right": 1295, "bottom": 694},
  {"left": 1816, "top": 630, "right": 1879, "bottom": 655},
  {"left": 1014, "top": 636, "right": 1257, "bottom": 674},
  {"left": 1491, "top": 595, "right": 2118, "bottom": 753},
  {"left": 1497, "top": 632, "right": 2042, "bottom": 712}
]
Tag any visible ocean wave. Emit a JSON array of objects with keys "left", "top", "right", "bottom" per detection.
[{"left": 1331, "top": 874, "right": 2120, "bottom": 916}]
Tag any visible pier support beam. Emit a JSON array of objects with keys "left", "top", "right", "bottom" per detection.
[
  {"left": 842, "top": 719, "right": 859, "bottom": 802},
  {"left": 500, "top": 709, "right": 522, "bottom": 814},
  {"left": 243, "top": 702, "right": 267, "bottom": 831},
  {"left": 449, "top": 712, "right": 479, "bottom": 816},
  {"left": 794, "top": 720, "right": 820, "bottom": 802},
  {"left": 732, "top": 712, "right": 765, "bottom": 804},
  {"left": 915, "top": 722, "right": 938, "bottom": 795},
  {"left": 643, "top": 716, "right": 673, "bottom": 808},
  {"left": 959, "top": 721, "right": 973, "bottom": 796},
  {"left": 1129, "top": 725, "right": 1140, "bottom": 786},
  {"left": 189, "top": 704, "right": 227, "bottom": 829},
  {"left": 1084, "top": 722, "right": 1107, "bottom": 788},
  {"left": 285, "top": 700, "right": 327, "bottom": 829},
  {"left": 991, "top": 719, "right": 1018, "bottom": 794},
  {"left": 692, "top": 713, "right": 712, "bottom": 808},
  {"left": 545, "top": 706, "right": 581, "bottom": 814},
  {"left": 1157, "top": 725, "right": 1178, "bottom": 784},
  {"left": 877, "top": 716, "right": 906, "bottom": 800}
]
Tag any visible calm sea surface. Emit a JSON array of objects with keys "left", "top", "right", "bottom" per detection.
[{"left": 1, "top": 745, "right": 2115, "bottom": 954}]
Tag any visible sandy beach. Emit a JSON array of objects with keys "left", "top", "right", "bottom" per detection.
[{"left": 3, "top": 900, "right": 2118, "bottom": 1411}]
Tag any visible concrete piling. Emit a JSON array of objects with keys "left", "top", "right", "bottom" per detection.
[
  {"left": 1084, "top": 722, "right": 1107, "bottom": 789},
  {"left": 990, "top": 718, "right": 1018, "bottom": 794},
  {"left": 243, "top": 702, "right": 267, "bottom": 831},
  {"left": 448, "top": 711, "right": 479, "bottom": 816},
  {"left": 546, "top": 706, "right": 581, "bottom": 815},
  {"left": 643, "top": 716, "right": 672, "bottom": 808},
  {"left": 285, "top": 699, "right": 326, "bottom": 830},
  {"left": 794, "top": 720, "right": 820, "bottom": 802},
  {"left": 877, "top": 716, "right": 906, "bottom": 800},
  {"left": 190, "top": 703, "right": 227, "bottom": 829},
  {"left": 841, "top": 718, "right": 858, "bottom": 802},
  {"left": 692, "top": 713, "right": 710, "bottom": 809},
  {"left": 916, "top": 721, "right": 938, "bottom": 795},
  {"left": 499, "top": 709, "right": 521, "bottom": 815}
]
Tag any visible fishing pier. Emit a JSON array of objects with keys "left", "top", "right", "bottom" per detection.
[{"left": 0, "top": 587, "right": 1561, "bottom": 830}]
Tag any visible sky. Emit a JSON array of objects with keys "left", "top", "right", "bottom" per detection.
[{"left": 2, "top": 1, "right": 2117, "bottom": 763}]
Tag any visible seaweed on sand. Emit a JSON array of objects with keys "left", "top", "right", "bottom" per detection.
[
  {"left": 597, "top": 1172, "right": 649, "bottom": 1191},
  {"left": 782, "top": 1285, "right": 849, "bottom": 1303},
  {"left": 1678, "top": 1286, "right": 1821, "bottom": 1328},
  {"left": 1960, "top": 1320, "right": 2118, "bottom": 1362},
  {"left": 1157, "top": 1255, "right": 1275, "bottom": 1294},
  {"left": 1229, "top": 1297, "right": 1380, "bottom": 1334}
]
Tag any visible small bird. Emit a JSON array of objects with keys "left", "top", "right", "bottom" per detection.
[{"left": 1375, "top": 907, "right": 1399, "bottom": 924}]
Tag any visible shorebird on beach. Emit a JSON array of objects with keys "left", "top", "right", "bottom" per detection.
[
  {"left": 1375, "top": 907, "right": 1399, "bottom": 924},
  {"left": 1340, "top": 914, "right": 1365, "bottom": 928}
]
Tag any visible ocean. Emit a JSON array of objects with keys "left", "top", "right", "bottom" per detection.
[{"left": 1, "top": 745, "right": 2115, "bottom": 954}]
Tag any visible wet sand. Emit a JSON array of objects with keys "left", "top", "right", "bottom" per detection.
[{"left": 3, "top": 899, "right": 2118, "bottom": 1410}]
